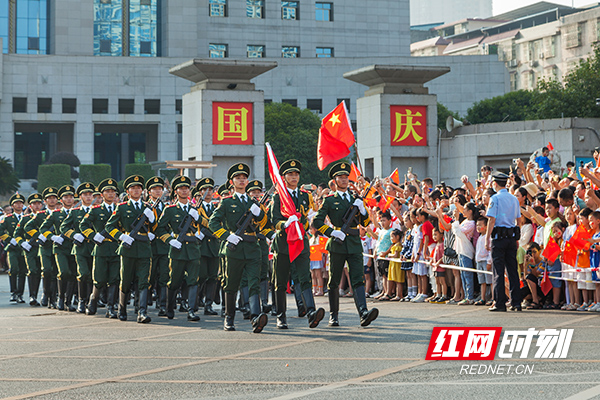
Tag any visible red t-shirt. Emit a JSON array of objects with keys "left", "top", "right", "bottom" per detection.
[{"left": 422, "top": 220, "right": 434, "bottom": 244}]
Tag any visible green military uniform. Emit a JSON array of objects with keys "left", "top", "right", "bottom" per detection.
[
  {"left": 23, "top": 187, "right": 59, "bottom": 308},
  {"left": 105, "top": 175, "right": 152, "bottom": 323},
  {"left": 155, "top": 176, "right": 203, "bottom": 321},
  {"left": 39, "top": 185, "right": 78, "bottom": 312},
  {"left": 0, "top": 194, "right": 27, "bottom": 303},
  {"left": 60, "top": 182, "right": 96, "bottom": 313},
  {"left": 208, "top": 163, "right": 269, "bottom": 333},
  {"left": 146, "top": 176, "right": 170, "bottom": 316},
  {"left": 196, "top": 177, "right": 220, "bottom": 316},
  {"left": 14, "top": 193, "right": 44, "bottom": 306},
  {"left": 79, "top": 178, "right": 120, "bottom": 318},
  {"left": 270, "top": 160, "right": 325, "bottom": 329},
  {"left": 313, "top": 161, "right": 378, "bottom": 327}
]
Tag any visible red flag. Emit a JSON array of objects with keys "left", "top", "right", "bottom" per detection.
[
  {"left": 563, "top": 240, "right": 578, "bottom": 266},
  {"left": 348, "top": 162, "right": 361, "bottom": 182},
  {"left": 547, "top": 142, "right": 554, "bottom": 151},
  {"left": 389, "top": 168, "right": 400, "bottom": 185},
  {"left": 266, "top": 143, "right": 305, "bottom": 262},
  {"left": 364, "top": 185, "right": 378, "bottom": 208},
  {"left": 542, "top": 237, "right": 561, "bottom": 263},
  {"left": 571, "top": 225, "right": 592, "bottom": 251},
  {"left": 317, "top": 101, "right": 355, "bottom": 170},
  {"left": 541, "top": 269, "right": 553, "bottom": 296},
  {"left": 378, "top": 195, "right": 394, "bottom": 212}
]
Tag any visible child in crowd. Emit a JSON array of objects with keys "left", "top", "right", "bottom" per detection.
[
  {"left": 524, "top": 242, "right": 545, "bottom": 309},
  {"left": 546, "top": 221, "right": 565, "bottom": 309},
  {"left": 373, "top": 211, "right": 394, "bottom": 301},
  {"left": 400, "top": 213, "right": 416, "bottom": 301},
  {"left": 309, "top": 224, "right": 326, "bottom": 296},
  {"left": 359, "top": 225, "right": 374, "bottom": 297},
  {"left": 474, "top": 216, "right": 492, "bottom": 306},
  {"left": 561, "top": 207, "right": 580, "bottom": 310},
  {"left": 577, "top": 208, "right": 594, "bottom": 311},
  {"left": 430, "top": 227, "right": 448, "bottom": 303},
  {"left": 411, "top": 209, "right": 428, "bottom": 303},
  {"left": 588, "top": 211, "right": 600, "bottom": 311},
  {"left": 386, "top": 229, "right": 405, "bottom": 301}
]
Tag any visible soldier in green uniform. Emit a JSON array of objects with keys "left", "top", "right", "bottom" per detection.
[
  {"left": 80, "top": 178, "right": 121, "bottom": 318},
  {"left": 155, "top": 176, "right": 204, "bottom": 322},
  {"left": 270, "top": 160, "right": 325, "bottom": 329},
  {"left": 0, "top": 194, "right": 27, "bottom": 303},
  {"left": 24, "top": 187, "right": 60, "bottom": 308},
  {"left": 215, "top": 183, "right": 231, "bottom": 317},
  {"left": 14, "top": 193, "right": 44, "bottom": 306},
  {"left": 195, "top": 178, "right": 220, "bottom": 316},
  {"left": 209, "top": 163, "right": 269, "bottom": 333},
  {"left": 39, "top": 185, "right": 77, "bottom": 312},
  {"left": 313, "top": 162, "right": 379, "bottom": 327},
  {"left": 105, "top": 175, "right": 153, "bottom": 323},
  {"left": 60, "top": 182, "right": 96, "bottom": 313}
]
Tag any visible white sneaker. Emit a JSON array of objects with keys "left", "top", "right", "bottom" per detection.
[
  {"left": 586, "top": 302, "right": 597, "bottom": 311},
  {"left": 412, "top": 294, "right": 426, "bottom": 303},
  {"left": 577, "top": 302, "right": 589, "bottom": 311},
  {"left": 590, "top": 303, "right": 600, "bottom": 312}
]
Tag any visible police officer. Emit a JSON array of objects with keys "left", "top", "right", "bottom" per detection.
[
  {"left": 209, "top": 163, "right": 269, "bottom": 333},
  {"left": 80, "top": 178, "right": 121, "bottom": 318},
  {"left": 486, "top": 171, "right": 522, "bottom": 312},
  {"left": 0, "top": 194, "right": 27, "bottom": 303},
  {"left": 313, "top": 162, "right": 378, "bottom": 327},
  {"left": 196, "top": 178, "right": 220, "bottom": 316},
  {"left": 271, "top": 160, "right": 325, "bottom": 329},
  {"left": 105, "top": 175, "right": 154, "bottom": 323}
]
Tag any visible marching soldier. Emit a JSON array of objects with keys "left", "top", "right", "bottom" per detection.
[
  {"left": 155, "top": 176, "right": 204, "bottom": 322},
  {"left": 80, "top": 178, "right": 120, "bottom": 318},
  {"left": 105, "top": 175, "right": 153, "bottom": 323},
  {"left": 60, "top": 182, "right": 95, "bottom": 313},
  {"left": 270, "top": 160, "right": 325, "bottom": 329},
  {"left": 24, "top": 187, "right": 60, "bottom": 308},
  {"left": 196, "top": 178, "right": 220, "bottom": 316},
  {"left": 0, "top": 193, "right": 27, "bottom": 303},
  {"left": 39, "top": 185, "right": 77, "bottom": 312},
  {"left": 146, "top": 176, "right": 170, "bottom": 316},
  {"left": 208, "top": 163, "right": 269, "bottom": 333},
  {"left": 313, "top": 162, "right": 379, "bottom": 327},
  {"left": 14, "top": 193, "right": 44, "bottom": 306},
  {"left": 216, "top": 183, "right": 231, "bottom": 317}
]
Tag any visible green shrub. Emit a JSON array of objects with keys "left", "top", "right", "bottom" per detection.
[
  {"left": 0, "top": 157, "right": 20, "bottom": 195},
  {"left": 37, "top": 164, "right": 71, "bottom": 192},
  {"left": 124, "top": 164, "right": 153, "bottom": 181},
  {"left": 79, "top": 164, "right": 112, "bottom": 186}
]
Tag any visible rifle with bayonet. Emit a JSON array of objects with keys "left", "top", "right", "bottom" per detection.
[
  {"left": 227, "top": 185, "right": 275, "bottom": 251},
  {"left": 123, "top": 199, "right": 157, "bottom": 249},
  {"left": 199, "top": 186, "right": 217, "bottom": 240},
  {"left": 174, "top": 204, "right": 196, "bottom": 247},
  {"left": 333, "top": 178, "right": 377, "bottom": 244}
]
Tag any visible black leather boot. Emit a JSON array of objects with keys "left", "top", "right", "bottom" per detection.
[
  {"left": 87, "top": 286, "right": 99, "bottom": 315},
  {"left": 250, "top": 294, "right": 268, "bottom": 333},
  {"left": 353, "top": 286, "right": 378, "bottom": 327},
  {"left": 166, "top": 287, "right": 177, "bottom": 319},
  {"left": 49, "top": 279, "right": 57, "bottom": 309},
  {"left": 28, "top": 275, "right": 41, "bottom": 306},
  {"left": 275, "top": 289, "right": 288, "bottom": 329},
  {"left": 76, "top": 281, "right": 87, "bottom": 313},
  {"left": 158, "top": 286, "right": 167, "bottom": 316},
  {"left": 57, "top": 280, "right": 66, "bottom": 310},
  {"left": 137, "top": 288, "right": 152, "bottom": 323},
  {"left": 16, "top": 274, "right": 26, "bottom": 303},
  {"left": 187, "top": 285, "right": 200, "bottom": 321},
  {"left": 328, "top": 287, "right": 339, "bottom": 326},
  {"left": 302, "top": 288, "right": 324, "bottom": 329},
  {"left": 118, "top": 291, "right": 128, "bottom": 321},
  {"left": 9, "top": 274, "right": 17, "bottom": 302},
  {"left": 260, "top": 280, "right": 272, "bottom": 313},
  {"left": 224, "top": 292, "right": 236, "bottom": 331},
  {"left": 65, "top": 281, "right": 77, "bottom": 312},
  {"left": 106, "top": 286, "right": 118, "bottom": 319},
  {"left": 40, "top": 277, "right": 49, "bottom": 307},
  {"left": 294, "top": 286, "right": 306, "bottom": 317},
  {"left": 204, "top": 281, "right": 218, "bottom": 315},
  {"left": 240, "top": 286, "right": 250, "bottom": 319}
]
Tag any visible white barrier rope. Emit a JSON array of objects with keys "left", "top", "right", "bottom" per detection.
[{"left": 362, "top": 253, "right": 493, "bottom": 275}]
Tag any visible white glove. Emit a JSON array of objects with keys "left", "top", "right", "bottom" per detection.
[
  {"left": 188, "top": 208, "right": 199, "bottom": 221},
  {"left": 226, "top": 233, "right": 242, "bottom": 245},
  {"left": 38, "top": 233, "right": 47, "bottom": 243},
  {"left": 93, "top": 233, "right": 105, "bottom": 244},
  {"left": 169, "top": 239, "right": 182, "bottom": 249},
  {"left": 195, "top": 231, "right": 205, "bottom": 241},
  {"left": 119, "top": 234, "right": 134, "bottom": 246},
  {"left": 143, "top": 208, "right": 155, "bottom": 223},
  {"left": 331, "top": 230, "right": 346, "bottom": 241},
  {"left": 148, "top": 232, "right": 155, "bottom": 241},
  {"left": 353, "top": 199, "right": 366, "bottom": 215},
  {"left": 284, "top": 215, "right": 299, "bottom": 228},
  {"left": 10, "top": 238, "right": 18, "bottom": 247},
  {"left": 250, "top": 203, "right": 261, "bottom": 217},
  {"left": 21, "top": 242, "right": 32, "bottom": 252},
  {"left": 73, "top": 233, "right": 85, "bottom": 244},
  {"left": 51, "top": 235, "right": 64, "bottom": 245}
]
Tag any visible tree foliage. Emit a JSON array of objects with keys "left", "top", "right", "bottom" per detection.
[
  {"left": 437, "top": 103, "right": 460, "bottom": 130},
  {"left": 264, "top": 102, "right": 329, "bottom": 186},
  {"left": 465, "top": 90, "right": 535, "bottom": 124},
  {"left": 0, "top": 157, "right": 20, "bottom": 195}
]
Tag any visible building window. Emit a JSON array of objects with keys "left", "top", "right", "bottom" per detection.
[
  {"left": 175, "top": 99, "right": 182, "bottom": 114},
  {"left": 543, "top": 36, "right": 556, "bottom": 58},
  {"left": 93, "top": 98, "right": 109, "bottom": 114},
  {"left": 247, "top": 45, "right": 265, "bottom": 58},
  {"left": 129, "top": 0, "right": 158, "bottom": 57},
  {"left": 14, "top": 131, "right": 52, "bottom": 179},
  {"left": 315, "top": 2, "right": 332, "bottom": 21},
  {"left": 62, "top": 98, "right": 77, "bottom": 114},
  {"left": 94, "top": 132, "right": 146, "bottom": 181},
  {"left": 119, "top": 99, "right": 135, "bottom": 114},
  {"left": 282, "top": 99, "right": 297, "bottom": 107},
  {"left": 316, "top": 47, "right": 333, "bottom": 57},
  {"left": 337, "top": 98, "right": 350, "bottom": 112},
  {"left": 144, "top": 99, "right": 160, "bottom": 114},
  {"left": 282, "top": 46, "right": 299, "bottom": 58},
  {"left": 37, "top": 98, "right": 51, "bottom": 113},
  {"left": 209, "top": 43, "right": 228, "bottom": 58},
  {"left": 247, "top": 0, "right": 264, "bottom": 18},
  {"left": 94, "top": 0, "right": 123, "bottom": 56},
  {"left": 282, "top": 1, "right": 298, "bottom": 20},
  {"left": 209, "top": 0, "right": 227, "bottom": 17},
  {"left": 564, "top": 24, "right": 583, "bottom": 49},
  {"left": 509, "top": 73, "right": 518, "bottom": 91},
  {"left": 0, "top": 0, "right": 8, "bottom": 53},
  {"left": 13, "top": 97, "right": 27, "bottom": 113},
  {"left": 16, "top": 0, "right": 48, "bottom": 54},
  {"left": 307, "top": 99, "right": 322, "bottom": 114}
]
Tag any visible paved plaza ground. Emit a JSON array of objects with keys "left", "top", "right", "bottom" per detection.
[{"left": 1, "top": 273, "right": 600, "bottom": 399}]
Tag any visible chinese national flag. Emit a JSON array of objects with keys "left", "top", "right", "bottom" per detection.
[
  {"left": 310, "top": 236, "right": 328, "bottom": 261},
  {"left": 378, "top": 195, "right": 394, "bottom": 212},
  {"left": 541, "top": 269, "right": 553, "bottom": 296},
  {"left": 547, "top": 142, "right": 554, "bottom": 151},
  {"left": 348, "top": 162, "right": 361, "bottom": 182},
  {"left": 563, "top": 240, "right": 578, "bottom": 266},
  {"left": 570, "top": 225, "right": 592, "bottom": 251},
  {"left": 542, "top": 237, "right": 561, "bottom": 263},
  {"left": 389, "top": 168, "right": 400, "bottom": 185},
  {"left": 317, "top": 101, "right": 355, "bottom": 170},
  {"left": 364, "top": 185, "right": 378, "bottom": 208}
]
